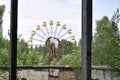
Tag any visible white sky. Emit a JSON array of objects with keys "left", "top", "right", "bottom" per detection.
[{"left": 0, "top": 0, "right": 120, "bottom": 43}]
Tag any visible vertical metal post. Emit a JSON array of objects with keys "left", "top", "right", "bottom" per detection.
[
  {"left": 81, "top": 0, "right": 92, "bottom": 80},
  {"left": 9, "top": 0, "right": 18, "bottom": 80}
]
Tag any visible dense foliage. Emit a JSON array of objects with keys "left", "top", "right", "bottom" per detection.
[
  {"left": 92, "top": 9, "right": 120, "bottom": 71},
  {"left": 57, "top": 50, "right": 81, "bottom": 67},
  {"left": 0, "top": 35, "right": 81, "bottom": 67}
]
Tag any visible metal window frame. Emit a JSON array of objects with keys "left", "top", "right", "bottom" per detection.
[
  {"left": 9, "top": 0, "right": 18, "bottom": 80},
  {"left": 81, "top": 0, "right": 92, "bottom": 80}
]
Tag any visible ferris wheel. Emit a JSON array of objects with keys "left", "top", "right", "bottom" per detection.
[{"left": 28, "top": 20, "right": 76, "bottom": 64}]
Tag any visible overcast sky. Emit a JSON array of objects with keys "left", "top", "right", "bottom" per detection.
[{"left": 0, "top": 0, "right": 120, "bottom": 43}]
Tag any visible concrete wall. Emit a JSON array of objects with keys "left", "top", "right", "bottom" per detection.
[
  {"left": 92, "top": 66, "right": 120, "bottom": 80},
  {"left": 16, "top": 66, "right": 80, "bottom": 80},
  {"left": 0, "top": 66, "right": 79, "bottom": 80},
  {"left": 0, "top": 66, "right": 120, "bottom": 80}
]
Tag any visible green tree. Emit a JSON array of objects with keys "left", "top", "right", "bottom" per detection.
[
  {"left": 0, "top": 38, "right": 9, "bottom": 66},
  {"left": 58, "top": 50, "right": 81, "bottom": 67},
  {"left": 17, "top": 39, "right": 29, "bottom": 65},
  {"left": 92, "top": 10, "right": 120, "bottom": 69},
  {"left": 17, "top": 38, "right": 45, "bottom": 65},
  {"left": 0, "top": 5, "right": 8, "bottom": 67},
  {"left": 0, "top": 47, "right": 9, "bottom": 66},
  {"left": 32, "top": 45, "right": 48, "bottom": 65},
  {"left": 31, "top": 50, "right": 44, "bottom": 65},
  {"left": 17, "top": 39, "right": 28, "bottom": 55},
  {"left": 0, "top": 5, "right": 5, "bottom": 37},
  {"left": 57, "top": 39, "right": 73, "bottom": 59},
  {"left": 33, "top": 45, "right": 48, "bottom": 57}
]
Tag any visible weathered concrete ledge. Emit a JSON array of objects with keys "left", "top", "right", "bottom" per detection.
[{"left": 0, "top": 66, "right": 120, "bottom": 80}]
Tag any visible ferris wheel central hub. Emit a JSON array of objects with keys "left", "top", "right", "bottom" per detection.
[{"left": 46, "top": 37, "right": 60, "bottom": 49}]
